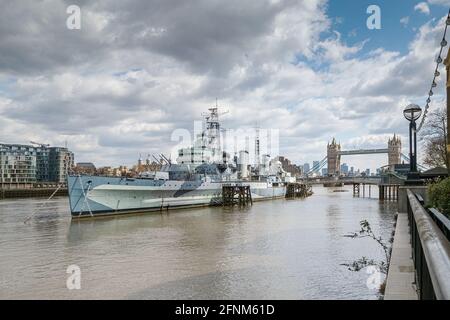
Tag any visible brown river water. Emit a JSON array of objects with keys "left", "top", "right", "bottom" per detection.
[{"left": 0, "top": 185, "right": 397, "bottom": 299}]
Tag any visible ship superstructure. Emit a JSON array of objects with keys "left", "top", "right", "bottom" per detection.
[
  {"left": 68, "top": 106, "right": 294, "bottom": 218},
  {"left": 176, "top": 107, "right": 229, "bottom": 168}
]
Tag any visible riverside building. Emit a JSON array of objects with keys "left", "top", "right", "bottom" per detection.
[{"left": 0, "top": 143, "right": 74, "bottom": 188}]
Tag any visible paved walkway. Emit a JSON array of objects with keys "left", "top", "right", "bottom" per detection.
[{"left": 384, "top": 212, "right": 418, "bottom": 300}]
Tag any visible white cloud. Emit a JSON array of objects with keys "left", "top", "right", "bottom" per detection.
[
  {"left": 0, "top": 0, "right": 446, "bottom": 172},
  {"left": 428, "top": 0, "right": 450, "bottom": 6},
  {"left": 415, "top": 2, "right": 431, "bottom": 15},
  {"left": 400, "top": 16, "right": 410, "bottom": 27}
]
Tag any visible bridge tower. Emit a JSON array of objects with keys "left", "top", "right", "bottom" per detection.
[
  {"left": 388, "top": 134, "right": 401, "bottom": 171},
  {"left": 327, "top": 138, "right": 341, "bottom": 176}
]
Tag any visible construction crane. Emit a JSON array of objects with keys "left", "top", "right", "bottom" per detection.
[{"left": 30, "top": 141, "right": 50, "bottom": 148}]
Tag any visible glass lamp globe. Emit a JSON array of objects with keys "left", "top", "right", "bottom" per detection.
[{"left": 403, "top": 104, "right": 422, "bottom": 121}]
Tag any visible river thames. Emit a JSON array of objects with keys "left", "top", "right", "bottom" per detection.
[{"left": 0, "top": 186, "right": 397, "bottom": 299}]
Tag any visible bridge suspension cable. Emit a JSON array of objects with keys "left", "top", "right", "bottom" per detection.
[
  {"left": 417, "top": 9, "right": 450, "bottom": 132},
  {"left": 305, "top": 156, "right": 327, "bottom": 176},
  {"left": 400, "top": 153, "right": 428, "bottom": 171}
]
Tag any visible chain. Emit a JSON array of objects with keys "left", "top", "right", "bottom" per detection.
[{"left": 417, "top": 9, "right": 450, "bottom": 132}]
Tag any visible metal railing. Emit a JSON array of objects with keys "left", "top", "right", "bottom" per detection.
[
  {"left": 428, "top": 208, "right": 450, "bottom": 242},
  {"left": 407, "top": 189, "right": 450, "bottom": 300}
]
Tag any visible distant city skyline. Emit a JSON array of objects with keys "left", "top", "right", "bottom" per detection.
[{"left": 1, "top": 1, "right": 448, "bottom": 172}]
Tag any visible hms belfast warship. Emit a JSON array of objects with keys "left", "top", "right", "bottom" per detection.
[{"left": 68, "top": 107, "right": 294, "bottom": 218}]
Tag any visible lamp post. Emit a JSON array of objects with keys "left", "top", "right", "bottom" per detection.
[{"left": 403, "top": 104, "right": 422, "bottom": 184}]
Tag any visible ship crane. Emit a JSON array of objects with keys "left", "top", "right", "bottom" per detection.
[{"left": 30, "top": 141, "right": 50, "bottom": 148}]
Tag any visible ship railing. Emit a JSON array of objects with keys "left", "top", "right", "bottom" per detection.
[{"left": 222, "top": 183, "right": 251, "bottom": 187}]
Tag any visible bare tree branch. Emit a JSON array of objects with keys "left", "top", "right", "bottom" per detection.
[
  {"left": 342, "top": 220, "right": 391, "bottom": 275},
  {"left": 420, "top": 107, "right": 448, "bottom": 168}
]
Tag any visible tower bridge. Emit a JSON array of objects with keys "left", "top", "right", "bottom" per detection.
[{"left": 306, "top": 135, "right": 403, "bottom": 176}]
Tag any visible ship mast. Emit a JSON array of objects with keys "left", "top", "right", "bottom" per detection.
[
  {"left": 254, "top": 125, "right": 260, "bottom": 174},
  {"left": 206, "top": 106, "right": 220, "bottom": 151},
  {"left": 202, "top": 100, "right": 228, "bottom": 152}
]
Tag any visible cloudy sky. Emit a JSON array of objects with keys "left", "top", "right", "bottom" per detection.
[{"left": 0, "top": 0, "right": 449, "bottom": 171}]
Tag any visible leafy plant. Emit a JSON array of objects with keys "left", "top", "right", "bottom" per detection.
[{"left": 428, "top": 177, "right": 450, "bottom": 216}]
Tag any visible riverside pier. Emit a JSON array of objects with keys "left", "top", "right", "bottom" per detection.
[{"left": 222, "top": 185, "right": 253, "bottom": 206}]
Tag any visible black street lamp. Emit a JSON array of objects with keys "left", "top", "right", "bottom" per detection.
[{"left": 403, "top": 104, "right": 422, "bottom": 184}]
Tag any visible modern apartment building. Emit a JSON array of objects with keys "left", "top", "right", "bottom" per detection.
[
  {"left": 48, "top": 147, "right": 75, "bottom": 183},
  {"left": 0, "top": 144, "right": 37, "bottom": 187},
  {"left": 0, "top": 143, "right": 74, "bottom": 186}
]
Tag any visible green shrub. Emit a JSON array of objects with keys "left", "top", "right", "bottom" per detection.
[{"left": 428, "top": 178, "right": 450, "bottom": 216}]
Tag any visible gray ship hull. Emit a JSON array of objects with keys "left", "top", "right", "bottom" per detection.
[{"left": 68, "top": 175, "right": 286, "bottom": 218}]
